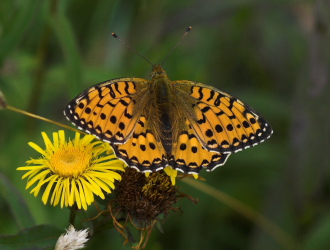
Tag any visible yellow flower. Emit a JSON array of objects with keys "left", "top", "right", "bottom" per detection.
[
  {"left": 17, "top": 130, "right": 125, "bottom": 210},
  {"left": 147, "top": 166, "right": 198, "bottom": 186}
]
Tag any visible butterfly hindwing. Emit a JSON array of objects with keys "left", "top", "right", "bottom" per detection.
[
  {"left": 169, "top": 119, "right": 230, "bottom": 174},
  {"left": 64, "top": 78, "right": 149, "bottom": 144},
  {"left": 174, "top": 81, "right": 273, "bottom": 154},
  {"left": 114, "top": 115, "right": 168, "bottom": 172}
]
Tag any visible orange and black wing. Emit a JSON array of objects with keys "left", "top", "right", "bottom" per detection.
[
  {"left": 113, "top": 115, "right": 168, "bottom": 172},
  {"left": 169, "top": 119, "right": 230, "bottom": 174},
  {"left": 64, "top": 77, "right": 149, "bottom": 144},
  {"left": 174, "top": 81, "right": 273, "bottom": 154}
]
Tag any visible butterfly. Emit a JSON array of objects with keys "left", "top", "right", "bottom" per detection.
[{"left": 64, "top": 62, "right": 273, "bottom": 174}]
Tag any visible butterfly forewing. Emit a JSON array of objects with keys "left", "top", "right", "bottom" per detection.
[
  {"left": 65, "top": 78, "right": 149, "bottom": 144},
  {"left": 173, "top": 81, "right": 273, "bottom": 154}
]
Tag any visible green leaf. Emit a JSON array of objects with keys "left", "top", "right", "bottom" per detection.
[
  {"left": 0, "top": 173, "right": 35, "bottom": 229},
  {"left": 305, "top": 213, "right": 330, "bottom": 250},
  {"left": 48, "top": 9, "right": 82, "bottom": 97},
  {"left": 0, "top": 225, "right": 62, "bottom": 250},
  {"left": 0, "top": 0, "right": 40, "bottom": 66}
]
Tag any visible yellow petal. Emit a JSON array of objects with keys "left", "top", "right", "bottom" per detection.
[
  {"left": 17, "top": 165, "right": 46, "bottom": 171},
  {"left": 164, "top": 166, "right": 178, "bottom": 186},
  {"left": 53, "top": 131, "right": 59, "bottom": 148},
  {"left": 83, "top": 174, "right": 105, "bottom": 199},
  {"left": 77, "top": 180, "right": 87, "bottom": 210},
  {"left": 60, "top": 178, "right": 70, "bottom": 208},
  {"left": 26, "top": 170, "right": 51, "bottom": 189},
  {"left": 51, "top": 178, "right": 63, "bottom": 206},
  {"left": 28, "top": 142, "right": 47, "bottom": 156},
  {"left": 21, "top": 169, "right": 41, "bottom": 180},
  {"left": 30, "top": 175, "right": 47, "bottom": 196},
  {"left": 63, "top": 179, "right": 71, "bottom": 208},
  {"left": 91, "top": 154, "right": 118, "bottom": 163},
  {"left": 74, "top": 132, "right": 81, "bottom": 146},
  {"left": 42, "top": 176, "right": 57, "bottom": 204},
  {"left": 91, "top": 176, "right": 111, "bottom": 194},
  {"left": 72, "top": 180, "right": 81, "bottom": 209},
  {"left": 81, "top": 134, "right": 95, "bottom": 145},
  {"left": 41, "top": 132, "right": 55, "bottom": 152},
  {"left": 80, "top": 180, "right": 94, "bottom": 204},
  {"left": 58, "top": 130, "right": 66, "bottom": 146}
]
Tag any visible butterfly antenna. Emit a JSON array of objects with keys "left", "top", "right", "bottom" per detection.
[
  {"left": 112, "top": 33, "right": 153, "bottom": 66},
  {"left": 161, "top": 26, "right": 192, "bottom": 66}
]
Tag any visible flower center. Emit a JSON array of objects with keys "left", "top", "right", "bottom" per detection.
[{"left": 50, "top": 144, "right": 92, "bottom": 177}]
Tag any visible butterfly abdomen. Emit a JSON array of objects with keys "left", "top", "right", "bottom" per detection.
[{"left": 160, "top": 111, "right": 173, "bottom": 154}]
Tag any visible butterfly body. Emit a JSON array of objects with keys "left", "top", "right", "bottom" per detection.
[
  {"left": 144, "top": 65, "right": 189, "bottom": 153},
  {"left": 65, "top": 65, "right": 272, "bottom": 174}
]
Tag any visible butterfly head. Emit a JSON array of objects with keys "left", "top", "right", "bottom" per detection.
[{"left": 151, "top": 64, "right": 168, "bottom": 80}]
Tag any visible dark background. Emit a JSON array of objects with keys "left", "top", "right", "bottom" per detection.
[{"left": 1, "top": 0, "right": 330, "bottom": 249}]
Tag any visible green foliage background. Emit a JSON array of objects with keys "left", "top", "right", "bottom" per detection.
[{"left": 1, "top": 0, "right": 330, "bottom": 249}]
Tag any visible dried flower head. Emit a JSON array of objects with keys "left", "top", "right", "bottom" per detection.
[
  {"left": 115, "top": 168, "right": 179, "bottom": 222},
  {"left": 107, "top": 168, "right": 191, "bottom": 249},
  {"left": 54, "top": 225, "right": 89, "bottom": 250}
]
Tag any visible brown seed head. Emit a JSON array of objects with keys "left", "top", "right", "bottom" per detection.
[{"left": 114, "top": 168, "right": 178, "bottom": 222}]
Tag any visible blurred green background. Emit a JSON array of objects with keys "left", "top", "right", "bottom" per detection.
[{"left": 1, "top": 0, "right": 330, "bottom": 249}]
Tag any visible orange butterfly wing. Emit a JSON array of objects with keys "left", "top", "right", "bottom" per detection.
[
  {"left": 173, "top": 81, "right": 273, "bottom": 154},
  {"left": 113, "top": 115, "right": 168, "bottom": 172},
  {"left": 64, "top": 78, "right": 148, "bottom": 144},
  {"left": 112, "top": 116, "right": 230, "bottom": 174},
  {"left": 169, "top": 119, "right": 230, "bottom": 174}
]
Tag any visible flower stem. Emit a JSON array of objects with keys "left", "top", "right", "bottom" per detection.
[
  {"left": 6, "top": 105, "right": 84, "bottom": 134},
  {"left": 69, "top": 205, "right": 77, "bottom": 225}
]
